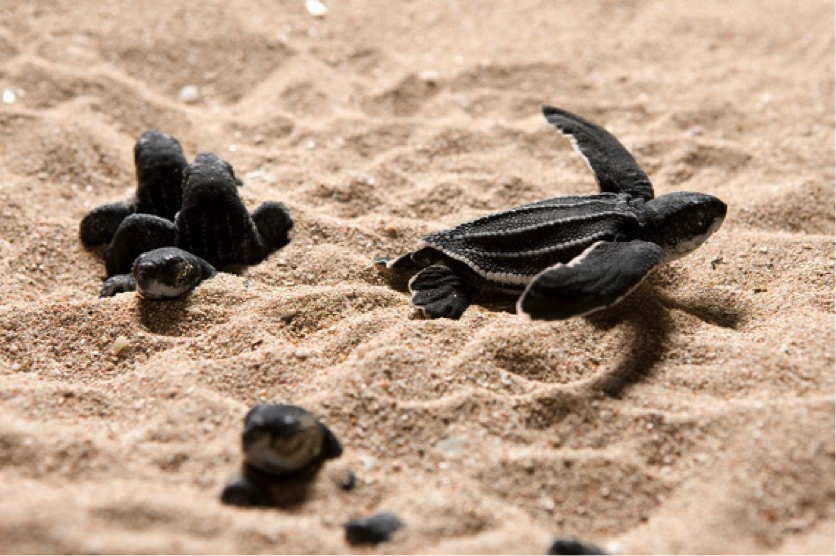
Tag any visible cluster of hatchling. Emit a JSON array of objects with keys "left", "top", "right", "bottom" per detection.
[
  {"left": 79, "top": 106, "right": 728, "bottom": 551},
  {"left": 80, "top": 131, "right": 293, "bottom": 300}
]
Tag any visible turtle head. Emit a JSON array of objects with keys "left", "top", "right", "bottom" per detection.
[
  {"left": 132, "top": 247, "right": 203, "bottom": 300},
  {"left": 646, "top": 192, "right": 727, "bottom": 262},
  {"left": 241, "top": 404, "right": 342, "bottom": 476}
]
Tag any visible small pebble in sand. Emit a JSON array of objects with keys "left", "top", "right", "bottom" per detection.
[
  {"left": 305, "top": 0, "right": 327, "bottom": 17},
  {"left": 178, "top": 85, "right": 200, "bottom": 103},
  {"left": 111, "top": 335, "right": 129, "bottom": 355},
  {"left": 344, "top": 511, "right": 403, "bottom": 545},
  {"left": 546, "top": 537, "right": 606, "bottom": 555}
]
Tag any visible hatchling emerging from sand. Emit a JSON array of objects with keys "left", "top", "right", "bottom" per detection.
[
  {"left": 80, "top": 131, "right": 293, "bottom": 299},
  {"left": 220, "top": 404, "right": 346, "bottom": 508},
  {"left": 376, "top": 105, "right": 727, "bottom": 320}
]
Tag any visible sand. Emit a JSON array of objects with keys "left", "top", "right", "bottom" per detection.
[{"left": 0, "top": 0, "right": 834, "bottom": 553}]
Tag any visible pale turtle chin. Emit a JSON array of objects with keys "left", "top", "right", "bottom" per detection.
[
  {"left": 662, "top": 211, "right": 726, "bottom": 263},
  {"left": 136, "top": 280, "right": 188, "bottom": 300}
]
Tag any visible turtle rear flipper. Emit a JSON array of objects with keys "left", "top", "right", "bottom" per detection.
[
  {"left": 251, "top": 201, "right": 293, "bottom": 252},
  {"left": 517, "top": 240, "right": 664, "bottom": 320},
  {"left": 79, "top": 201, "right": 135, "bottom": 246},
  {"left": 408, "top": 264, "right": 480, "bottom": 320},
  {"left": 542, "top": 105, "right": 654, "bottom": 201},
  {"left": 104, "top": 214, "right": 176, "bottom": 276},
  {"left": 220, "top": 476, "right": 270, "bottom": 508}
]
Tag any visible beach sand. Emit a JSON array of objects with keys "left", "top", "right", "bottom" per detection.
[{"left": 0, "top": 0, "right": 834, "bottom": 553}]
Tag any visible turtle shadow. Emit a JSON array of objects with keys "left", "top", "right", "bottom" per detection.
[
  {"left": 520, "top": 287, "right": 672, "bottom": 429},
  {"left": 577, "top": 288, "right": 673, "bottom": 398},
  {"left": 654, "top": 289, "right": 748, "bottom": 330},
  {"left": 135, "top": 296, "right": 196, "bottom": 336}
]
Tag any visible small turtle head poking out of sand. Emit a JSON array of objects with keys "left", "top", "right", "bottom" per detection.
[
  {"left": 221, "top": 404, "right": 345, "bottom": 508},
  {"left": 99, "top": 247, "right": 216, "bottom": 299},
  {"left": 241, "top": 404, "right": 343, "bottom": 475},
  {"left": 131, "top": 247, "right": 217, "bottom": 300}
]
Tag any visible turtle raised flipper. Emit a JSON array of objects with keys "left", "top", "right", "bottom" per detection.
[
  {"left": 79, "top": 201, "right": 135, "bottom": 246},
  {"left": 517, "top": 240, "right": 665, "bottom": 320},
  {"left": 104, "top": 214, "right": 177, "bottom": 276},
  {"left": 251, "top": 201, "right": 294, "bottom": 252},
  {"left": 133, "top": 247, "right": 217, "bottom": 300},
  {"left": 133, "top": 130, "right": 188, "bottom": 220},
  {"left": 542, "top": 105, "right": 654, "bottom": 201},
  {"left": 408, "top": 264, "right": 481, "bottom": 319}
]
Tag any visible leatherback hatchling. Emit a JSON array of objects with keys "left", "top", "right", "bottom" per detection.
[
  {"left": 81, "top": 132, "right": 293, "bottom": 299},
  {"left": 220, "top": 404, "right": 344, "bottom": 508},
  {"left": 376, "top": 105, "right": 727, "bottom": 320}
]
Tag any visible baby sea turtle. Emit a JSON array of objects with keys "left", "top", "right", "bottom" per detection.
[
  {"left": 103, "top": 152, "right": 293, "bottom": 277},
  {"left": 100, "top": 247, "right": 217, "bottom": 299},
  {"left": 546, "top": 539, "right": 607, "bottom": 556},
  {"left": 376, "top": 105, "right": 727, "bottom": 320},
  {"left": 79, "top": 130, "right": 188, "bottom": 246},
  {"left": 547, "top": 538, "right": 607, "bottom": 555},
  {"left": 220, "top": 404, "right": 344, "bottom": 508},
  {"left": 81, "top": 132, "right": 294, "bottom": 298},
  {"left": 344, "top": 512, "right": 404, "bottom": 545}
]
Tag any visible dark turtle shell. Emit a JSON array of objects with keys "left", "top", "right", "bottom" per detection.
[{"left": 420, "top": 193, "right": 647, "bottom": 287}]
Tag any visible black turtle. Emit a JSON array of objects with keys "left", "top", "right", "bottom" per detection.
[
  {"left": 344, "top": 512, "right": 404, "bottom": 545},
  {"left": 81, "top": 133, "right": 293, "bottom": 298},
  {"left": 375, "top": 105, "right": 727, "bottom": 321},
  {"left": 220, "top": 404, "right": 344, "bottom": 508},
  {"left": 547, "top": 538, "right": 607, "bottom": 555},
  {"left": 103, "top": 152, "right": 293, "bottom": 276}
]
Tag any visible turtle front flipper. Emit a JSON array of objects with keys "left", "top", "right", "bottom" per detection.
[
  {"left": 104, "top": 214, "right": 177, "bottom": 276},
  {"left": 79, "top": 201, "right": 135, "bottom": 246},
  {"left": 100, "top": 274, "right": 137, "bottom": 297},
  {"left": 408, "top": 264, "right": 481, "bottom": 320},
  {"left": 542, "top": 105, "right": 654, "bottom": 201},
  {"left": 517, "top": 240, "right": 664, "bottom": 320},
  {"left": 251, "top": 201, "right": 294, "bottom": 252}
]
